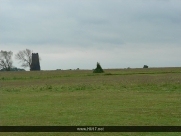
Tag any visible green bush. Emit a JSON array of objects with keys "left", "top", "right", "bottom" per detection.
[
  {"left": 93, "top": 62, "right": 104, "bottom": 73},
  {"left": 143, "top": 65, "right": 148, "bottom": 68}
]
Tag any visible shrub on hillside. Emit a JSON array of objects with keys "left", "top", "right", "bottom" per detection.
[{"left": 93, "top": 62, "right": 104, "bottom": 73}]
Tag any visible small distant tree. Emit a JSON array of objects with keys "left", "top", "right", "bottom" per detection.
[
  {"left": 0, "top": 50, "right": 13, "bottom": 71},
  {"left": 143, "top": 65, "right": 148, "bottom": 68},
  {"left": 93, "top": 62, "right": 104, "bottom": 73},
  {"left": 15, "top": 49, "right": 32, "bottom": 70}
]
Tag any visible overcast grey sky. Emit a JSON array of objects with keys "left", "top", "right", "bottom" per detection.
[{"left": 0, "top": 0, "right": 181, "bottom": 70}]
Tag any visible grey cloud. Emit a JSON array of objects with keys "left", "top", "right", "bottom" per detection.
[
  {"left": 0, "top": 0, "right": 181, "bottom": 70},
  {"left": 0, "top": 0, "right": 181, "bottom": 51}
]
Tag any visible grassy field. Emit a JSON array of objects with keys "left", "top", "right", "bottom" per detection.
[{"left": 0, "top": 67, "right": 181, "bottom": 136}]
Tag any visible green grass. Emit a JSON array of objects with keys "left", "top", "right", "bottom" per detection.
[{"left": 0, "top": 67, "right": 181, "bottom": 136}]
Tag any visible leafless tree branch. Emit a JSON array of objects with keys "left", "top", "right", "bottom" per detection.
[
  {"left": 0, "top": 50, "right": 13, "bottom": 71},
  {"left": 15, "top": 49, "right": 34, "bottom": 70}
]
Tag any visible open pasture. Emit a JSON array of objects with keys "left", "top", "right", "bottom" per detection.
[{"left": 0, "top": 67, "right": 181, "bottom": 136}]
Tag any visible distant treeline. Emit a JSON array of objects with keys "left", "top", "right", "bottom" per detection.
[{"left": 0, "top": 67, "right": 25, "bottom": 71}]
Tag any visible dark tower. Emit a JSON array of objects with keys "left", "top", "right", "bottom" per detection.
[{"left": 30, "top": 53, "right": 40, "bottom": 71}]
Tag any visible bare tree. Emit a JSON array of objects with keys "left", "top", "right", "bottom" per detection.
[
  {"left": 15, "top": 49, "right": 32, "bottom": 70},
  {"left": 0, "top": 50, "right": 13, "bottom": 71}
]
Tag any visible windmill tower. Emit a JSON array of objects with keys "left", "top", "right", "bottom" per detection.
[{"left": 30, "top": 53, "right": 41, "bottom": 71}]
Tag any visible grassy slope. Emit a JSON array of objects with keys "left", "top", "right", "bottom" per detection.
[{"left": 0, "top": 68, "right": 181, "bottom": 136}]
